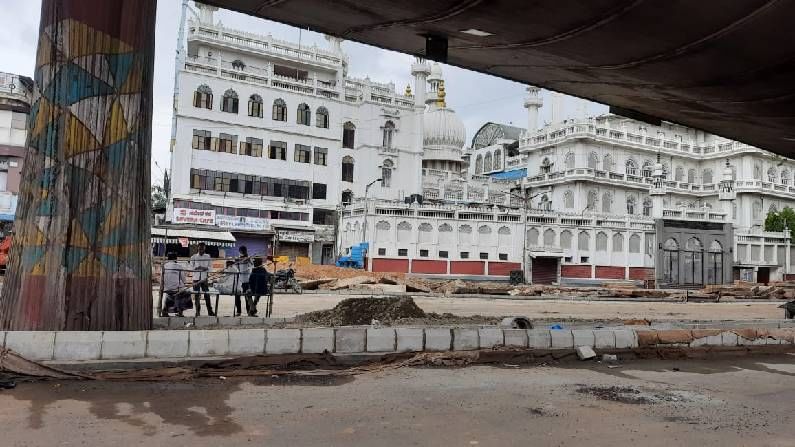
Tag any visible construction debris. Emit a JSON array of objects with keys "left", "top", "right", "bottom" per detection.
[
  {"left": 576, "top": 346, "right": 597, "bottom": 360},
  {"left": 296, "top": 297, "right": 426, "bottom": 326}
]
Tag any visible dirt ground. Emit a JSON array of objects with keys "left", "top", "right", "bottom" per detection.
[
  {"left": 155, "top": 291, "right": 787, "bottom": 322},
  {"left": 2, "top": 353, "right": 794, "bottom": 446}
]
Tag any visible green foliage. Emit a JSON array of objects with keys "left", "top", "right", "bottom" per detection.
[
  {"left": 764, "top": 206, "right": 795, "bottom": 239},
  {"left": 151, "top": 184, "right": 167, "bottom": 210}
]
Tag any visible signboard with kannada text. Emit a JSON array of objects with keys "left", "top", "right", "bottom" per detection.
[
  {"left": 215, "top": 214, "right": 270, "bottom": 231},
  {"left": 277, "top": 230, "right": 314, "bottom": 243},
  {"left": 173, "top": 208, "right": 215, "bottom": 225}
]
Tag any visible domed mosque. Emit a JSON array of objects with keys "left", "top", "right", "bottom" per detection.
[{"left": 419, "top": 63, "right": 467, "bottom": 176}]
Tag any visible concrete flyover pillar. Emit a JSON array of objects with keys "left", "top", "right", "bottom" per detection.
[{"left": 0, "top": 0, "right": 157, "bottom": 330}]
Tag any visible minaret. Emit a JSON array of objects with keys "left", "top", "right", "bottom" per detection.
[
  {"left": 718, "top": 159, "right": 736, "bottom": 222},
  {"left": 649, "top": 152, "right": 666, "bottom": 219},
  {"left": 411, "top": 57, "right": 430, "bottom": 109},
  {"left": 523, "top": 86, "right": 543, "bottom": 133},
  {"left": 410, "top": 57, "right": 430, "bottom": 196},
  {"left": 196, "top": 2, "right": 218, "bottom": 24},
  {"left": 550, "top": 91, "right": 563, "bottom": 124}
]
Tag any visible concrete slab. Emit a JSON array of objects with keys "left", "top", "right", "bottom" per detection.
[
  {"left": 5, "top": 331, "right": 56, "bottom": 360},
  {"left": 550, "top": 330, "right": 574, "bottom": 349},
  {"left": 395, "top": 328, "right": 424, "bottom": 352},
  {"left": 336, "top": 328, "right": 367, "bottom": 353},
  {"left": 218, "top": 317, "right": 241, "bottom": 327},
  {"left": 240, "top": 316, "right": 264, "bottom": 326},
  {"left": 146, "top": 331, "right": 189, "bottom": 358},
  {"left": 228, "top": 329, "right": 266, "bottom": 355},
  {"left": 721, "top": 332, "right": 739, "bottom": 346},
  {"left": 593, "top": 330, "right": 616, "bottom": 349},
  {"left": 614, "top": 330, "right": 638, "bottom": 349},
  {"left": 189, "top": 330, "right": 229, "bottom": 357},
  {"left": 424, "top": 328, "right": 452, "bottom": 352},
  {"left": 576, "top": 346, "right": 597, "bottom": 360},
  {"left": 152, "top": 318, "right": 169, "bottom": 329},
  {"left": 572, "top": 330, "right": 595, "bottom": 347},
  {"left": 478, "top": 328, "right": 504, "bottom": 349},
  {"left": 527, "top": 330, "right": 552, "bottom": 349},
  {"left": 54, "top": 332, "right": 103, "bottom": 361},
  {"left": 503, "top": 329, "right": 528, "bottom": 347},
  {"left": 302, "top": 328, "right": 335, "bottom": 353},
  {"left": 367, "top": 328, "right": 396, "bottom": 352},
  {"left": 265, "top": 329, "right": 301, "bottom": 354},
  {"left": 453, "top": 328, "right": 479, "bottom": 351},
  {"left": 194, "top": 316, "right": 219, "bottom": 328},
  {"left": 100, "top": 331, "right": 147, "bottom": 360},
  {"left": 169, "top": 317, "right": 194, "bottom": 329}
]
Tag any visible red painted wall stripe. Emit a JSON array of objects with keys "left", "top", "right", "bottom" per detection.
[
  {"left": 488, "top": 262, "right": 522, "bottom": 276},
  {"left": 371, "top": 258, "right": 410, "bottom": 273},
  {"left": 628, "top": 267, "right": 655, "bottom": 280},
  {"left": 595, "top": 266, "right": 625, "bottom": 279},
  {"left": 450, "top": 261, "right": 485, "bottom": 275},
  {"left": 411, "top": 260, "right": 448, "bottom": 274},
  {"left": 561, "top": 265, "right": 592, "bottom": 278}
]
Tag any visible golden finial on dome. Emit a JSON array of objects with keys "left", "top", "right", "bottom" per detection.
[
  {"left": 437, "top": 80, "right": 446, "bottom": 107},
  {"left": 405, "top": 84, "right": 412, "bottom": 96}
]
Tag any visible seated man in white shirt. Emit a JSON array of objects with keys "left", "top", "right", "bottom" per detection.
[
  {"left": 161, "top": 252, "right": 191, "bottom": 317},
  {"left": 215, "top": 260, "right": 241, "bottom": 296}
]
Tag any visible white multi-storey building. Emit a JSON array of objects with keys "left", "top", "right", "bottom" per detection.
[{"left": 0, "top": 72, "right": 33, "bottom": 234}]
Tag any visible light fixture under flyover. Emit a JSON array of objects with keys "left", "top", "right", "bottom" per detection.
[{"left": 460, "top": 28, "right": 494, "bottom": 37}]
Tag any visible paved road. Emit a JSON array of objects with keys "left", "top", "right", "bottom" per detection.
[
  {"left": 154, "top": 291, "right": 786, "bottom": 321},
  {"left": 2, "top": 354, "right": 794, "bottom": 446}
]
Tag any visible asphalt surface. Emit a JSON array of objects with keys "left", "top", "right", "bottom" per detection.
[{"left": 2, "top": 353, "right": 794, "bottom": 446}]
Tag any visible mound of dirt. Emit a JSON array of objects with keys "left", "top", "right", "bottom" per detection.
[{"left": 296, "top": 296, "right": 427, "bottom": 326}]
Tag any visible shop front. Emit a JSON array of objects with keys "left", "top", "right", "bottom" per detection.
[{"left": 274, "top": 227, "right": 315, "bottom": 262}]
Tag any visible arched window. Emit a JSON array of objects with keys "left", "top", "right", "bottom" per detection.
[
  {"left": 753, "top": 163, "right": 762, "bottom": 180},
  {"left": 342, "top": 122, "right": 356, "bottom": 148},
  {"left": 768, "top": 167, "right": 777, "bottom": 183},
  {"left": 641, "top": 161, "right": 653, "bottom": 178},
  {"left": 459, "top": 224, "right": 473, "bottom": 245},
  {"left": 601, "top": 192, "right": 612, "bottom": 213},
  {"left": 560, "top": 230, "right": 573, "bottom": 249},
  {"left": 629, "top": 234, "right": 642, "bottom": 253},
  {"left": 272, "top": 98, "right": 287, "bottom": 121},
  {"left": 587, "top": 152, "right": 599, "bottom": 170},
  {"left": 563, "top": 190, "right": 574, "bottom": 209},
  {"left": 586, "top": 190, "right": 597, "bottom": 210},
  {"left": 643, "top": 197, "right": 652, "bottom": 216},
  {"left": 752, "top": 200, "right": 762, "bottom": 217},
  {"left": 685, "top": 237, "right": 702, "bottom": 251},
  {"left": 543, "top": 229, "right": 556, "bottom": 246},
  {"left": 687, "top": 168, "right": 696, "bottom": 184},
  {"left": 527, "top": 228, "right": 539, "bottom": 246},
  {"left": 397, "top": 221, "right": 412, "bottom": 243},
  {"left": 565, "top": 152, "right": 575, "bottom": 170},
  {"left": 193, "top": 84, "right": 213, "bottom": 109},
  {"left": 478, "top": 225, "right": 493, "bottom": 245},
  {"left": 540, "top": 157, "right": 552, "bottom": 174},
  {"left": 382, "top": 120, "right": 395, "bottom": 149},
  {"left": 578, "top": 231, "right": 590, "bottom": 251},
  {"left": 603, "top": 154, "right": 613, "bottom": 172},
  {"left": 702, "top": 168, "right": 713, "bottom": 184},
  {"left": 596, "top": 232, "right": 608, "bottom": 251},
  {"left": 475, "top": 154, "right": 483, "bottom": 174},
  {"left": 418, "top": 223, "right": 434, "bottom": 244},
  {"left": 342, "top": 156, "right": 354, "bottom": 182},
  {"left": 782, "top": 169, "right": 790, "bottom": 186},
  {"left": 612, "top": 233, "right": 624, "bottom": 252},
  {"left": 297, "top": 103, "right": 311, "bottom": 125},
  {"left": 375, "top": 221, "right": 390, "bottom": 243},
  {"left": 381, "top": 159, "right": 393, "bottom": 187},
  {"left": 439, "top": 223, "right": 453, "bottom": 245},
  {"left": 663, "top": 237, "right": 678, "bottom": 250},
  {"left": 484, "top": 152, "right": 493, "bottom": 172},
  {"left": 341, "top": 189, "right": 353, "bottom": 204},
  {"left": 709, "top": 240, "right": 723, "bottom": 252},
  {"left": 493, "top": 149, "right": 502, "bottom": 170},
  {"left": 248, "top": 94, "right": 263, "bottom": 117},
  {"left": 498, "top": 226, "right": 511, "bottom": 247},
  {"left": 316, "top": 106, "right": 329, "bottom": 128},
  {"left": 221, "top": 89, "right": 238, "bottom": 113},
  {"left": 540, "top": 194, "right": 552, "bottom": 211},
  {"left": 626, "top": 159, "right": 638, "bottom": 176},
  {"left": 675, "top": 166, "right": 684, "bottom": 181},
  {"left": 627, "top": 195, "right": 636, "bottom": 214}
]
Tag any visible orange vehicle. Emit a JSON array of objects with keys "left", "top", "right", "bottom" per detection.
[{"left": 0, "top": 235, "right": 12, "bottom": 273}]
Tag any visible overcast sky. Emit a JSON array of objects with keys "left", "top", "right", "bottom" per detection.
[{"left": 1, "top": 1, "right": 605, "bottom": 186}]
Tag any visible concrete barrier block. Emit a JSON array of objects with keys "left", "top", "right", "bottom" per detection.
[
  {"left": 527, "top": 330, "right": 552, "bottom": 349},
  {"left": 5, "top": 331, "right": 55, "bottom": 360},
  {"left": 218, "top": 316, "right": 241, "bottom": 327},
  {"left": 228, "top": 329, "right": 266, "bottom": 355},
  {"left": 54, "top": 332, "right": 102, "bottom": 361},
  {"left": 721, "top": 332, "right": 739, "bottom": 346},
  {"left": 452, "top": 328, "right": 479, "bottom": 351},
  {"left": 147, "top": 330, "right": 189, "bottom": 358},
  {"left": 395, "top": 328, "right": 424, "bottom": 352},
  {"left": 572, "top": 330, "right": 595, "bottom": 347},
  {"left": 424, "top": 328, "right": 452, "bottom": 352},
  {"left": 189, "top": 330, "right": 229, "bottom": 357},
  {"left": 302, "top": 328, "right": 335, "bottom": 353},
  {"left": 614, "top": 330, "right": 638, "bottom": 349},
  {"left": 367, "top": 328, "right": 396, "bottom": 352},
  {"left": 265, "top": 329, "right": 301, "bottom": 354},
  {"left": 336, "top": 328, "right": 366, "bottom": 353},
  {"left": 101, "top": 331, "right": 147, "bottom": 360},
  {"left": 478, "top": 328, "right": 504, "bottom": 349},
  {"left": 240, "top": 316, "right": 264, "bottom": 326},
  {"left": 169, "top": 317, "right": 194, "bottom": 329},
  {"left": 593, "top": 330, "right": 616, "bottom": 349},
  {"left": 152, "top": 318, "right": 169, "bottom": 329},
  {"left": 550, "top": 330, "right": 574, "bottom": 349},
  {"left": 503, "top": 329, "right": 528, "bottom": 347},
  {"left": 691, "top": 334, "right": 723, "bottom": 347},
  {"left": 194, "top": 316, "right": 218, "bottom": 328}
]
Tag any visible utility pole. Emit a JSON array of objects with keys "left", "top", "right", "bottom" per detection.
[{"left": 360, "top": 178, "right": 382, "bottom": 270}]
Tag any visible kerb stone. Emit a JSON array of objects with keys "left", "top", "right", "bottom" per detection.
[
  {"left": 550, "top": 330, "right": 574, "bottom": 349},
  {"left": 54, "top": 332, "right": 102, "bottom": 361},
  {"left": 453, "top": 328, "right": 479, "bottom": 351},
  {"left": 189, "top": 330, "right": 229, "bottom": 357},
  {"left": 336, "top": 328, "right": 366, "bottom": 353},
  {"left": 147, "top": 331, "right": 189, "bottom": 358},
  {"left": 593, "top": 330, "right": 616, "bottom": 349},
  {"left": 478, "top": 328, "right": 504, "bottom": 349},
  {"left": 395, "top": 328, "right": 424, "bottom": 352},
  {"left": 424, "top": 328, "right": 452, "bottom": 352},
  {"left": 302, "top": 328, "right": 335, "bottom": 353},
  {"left": 503, "top": 329, "right": 528, "bottom": 347},
  {"left": 265, "top": 329, "right": 301, "bottom": 354},
  {"left": 614, "top": 330, "right": 638, "bottom": 349},
  {"left": 5, "top": 331, "right": 56, "bottom": 361},
  {"left": 572, "top": 330, "right": 595, "bottom": 347},
  {"left": 367, "top": 328, "right": 396, "bottom": 352},
  {"left": 527, "top": 330, "right": 552, "bottom": 349},
  {"left": 228, "top": 329, "right": 266, "bottom": 355},
  {"left": 101, "top": 331, "right": 147, "bottom": 360}
]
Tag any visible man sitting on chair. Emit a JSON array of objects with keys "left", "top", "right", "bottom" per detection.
[
  {"left": 215, "top": 260, "right": 241, "bottom": 296},
  {"left": 162, "top": 252, "right": 191, "bottom": 317},
  {"left": 246, "top": 257, "right": 271, "bottom": 317}
]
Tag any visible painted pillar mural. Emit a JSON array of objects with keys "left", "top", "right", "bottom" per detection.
[{"left": 0, "top": 0, "right": 157, "bottom": 330}]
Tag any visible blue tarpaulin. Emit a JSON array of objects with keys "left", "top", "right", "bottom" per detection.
[
  {"left": 0, "top": 214, "right": 14, "bottom": 222},
  {"left": 489, "top": 168, "right": 526, "bottom": 180}
]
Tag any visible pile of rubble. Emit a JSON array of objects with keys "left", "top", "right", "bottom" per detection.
[{"left": 700, "top": 281, "right": 795, "bottom": 300}]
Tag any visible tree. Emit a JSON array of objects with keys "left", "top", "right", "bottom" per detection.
[
  {"left": 152, "top": 184, "right": 168, "bottom": 210},
  {"left": 764, "top": 206, "right": 795, "bottom": 239}
]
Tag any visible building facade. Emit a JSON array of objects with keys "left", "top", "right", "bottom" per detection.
[{"left": 0, "top": 72, "right": 33, "bottom": 234}]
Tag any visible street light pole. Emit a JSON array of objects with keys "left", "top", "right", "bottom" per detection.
[
  {"left": 361, "top": 178, "right": 382, "bottom": 270},
  {"left": 509, "top": 184, "right": 543, "bottom": 284}
]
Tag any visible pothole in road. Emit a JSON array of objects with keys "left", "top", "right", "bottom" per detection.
[{"left": 575, "top": 385, "right": 712, "bottom": 405}]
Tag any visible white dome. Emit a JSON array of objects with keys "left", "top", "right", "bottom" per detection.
[
  {"left": 423, "top": 106, "right": 466, "bottom": 149},
  {"left": 428, "top": 63, "right": 443, "bottom": 82}
]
